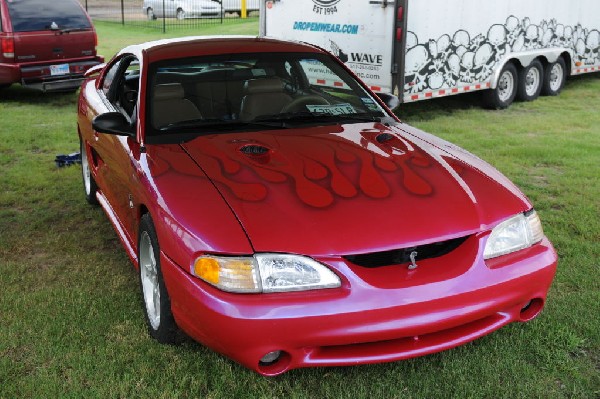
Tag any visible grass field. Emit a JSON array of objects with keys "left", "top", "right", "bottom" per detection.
[{"left": 1, "top": 21, "right": 599, "bottom": 398}]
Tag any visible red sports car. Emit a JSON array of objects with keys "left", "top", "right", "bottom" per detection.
[{"left": 77, "top": 36, "right": 557, "bottom": 376}]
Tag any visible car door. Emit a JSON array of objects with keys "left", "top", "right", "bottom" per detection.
[
  {"left": 164, "top": 0, "right": 178, "bottom": 17},
  {"left": 92, "top": 55, "right": 142, "bottom": 241}
]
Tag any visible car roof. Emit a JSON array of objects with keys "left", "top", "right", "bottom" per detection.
[{"left": 119, "top": 36, "right": 325, "bottom": 63}]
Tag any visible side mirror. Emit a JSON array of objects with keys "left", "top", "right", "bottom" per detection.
[
  {"left": 375, "top": 92, "right": 401, "bottom": 110},
  {"left": 92, "top": 112, "right": 135, "bottom": 137},
  {"left": 84, "top": 63, "right": 106, "bottom": 77}
]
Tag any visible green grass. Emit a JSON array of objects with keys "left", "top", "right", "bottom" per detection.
[
  {"left": 1, "top": 21, "right": 599, "bottom": 398},
  {"left": 95, "top": 19, "right": 260, "bottom": 59}
]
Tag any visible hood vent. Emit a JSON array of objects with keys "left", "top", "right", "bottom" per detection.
[
  {"left": 239, "top": 144, "right": 270, "bottom": 155},
  {"left": 375, "top": 132, "right": 395, "bottom": 143},
  {"left": 343, "top": 236, "right": 469, "bottom": 268}
]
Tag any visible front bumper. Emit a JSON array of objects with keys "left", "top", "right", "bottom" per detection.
[{"left": 161, "top": 237, "right": 557, "bottom": 376}]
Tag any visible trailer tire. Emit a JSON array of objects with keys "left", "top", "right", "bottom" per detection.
[
  {"left": 541, "top": 57, "right": 567, "bottom": 96},
  {"left": 482, "top": 63, "right": 518, "bottom": 109},
  {"left": 517, "top": 59, "right": 543, "bottom": 101}
]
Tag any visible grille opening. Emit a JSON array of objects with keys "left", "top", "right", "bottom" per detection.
[{"left": 343, "top": 236, "right": 469, "bottom": 268}]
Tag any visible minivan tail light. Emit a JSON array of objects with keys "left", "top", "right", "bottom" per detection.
[{"left": 1, "top": 36, "right": 15, "bottom": 58}]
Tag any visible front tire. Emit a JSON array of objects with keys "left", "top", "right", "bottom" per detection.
[
  {"left": 517, "top": 59, "right": 543, "bottom": 101},
  {"left": 80, "top": 139, "right": 99, "bottom": 205},
  {"left": 541, "top": 57, "right": 567, "bottom": 96},
  {"left": 482, "top": 63, "right": 518, "bottom": 109},
  {"left": 146, "top": 8, "right": 156, "bottom": 20},
  {"left": 138, "top": 214, "right": 179, "bottom": 344}
]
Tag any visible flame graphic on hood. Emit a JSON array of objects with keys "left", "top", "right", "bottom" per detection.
[{"left": 182, "top": 124, "right": 434, "bottom": 208}]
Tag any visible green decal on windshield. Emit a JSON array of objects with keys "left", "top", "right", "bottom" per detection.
[{"left": 307, "top": 103, "right": 355, "bottom": 115}]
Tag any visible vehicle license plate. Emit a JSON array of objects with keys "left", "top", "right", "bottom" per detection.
[{"left": 50, "top": 64, "right": 70, "bottom": 76}]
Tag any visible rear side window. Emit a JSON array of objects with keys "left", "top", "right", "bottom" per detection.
[{"left": 6, "top": 0, "right": 91, "bottom": 32}]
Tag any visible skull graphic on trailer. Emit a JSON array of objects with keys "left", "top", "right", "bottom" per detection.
[
  {"left": 575, "top": 38, "right": 587, "bottom": 64},
  {"left": 460, "top": 51, "right": 475, "bottom": 83},
  {"left": 444, "top": 53, "right": 461, "bottom": 87},
  {"left": 404, "top": 44, "right": 431, "bottom": 93},
  {"left": 487, "top": 24, "right": 508, "bottom": 62},
  {"left": 524, "top": 24, "right": 540, "bottom": 49},
  {"left": 474, "top": 44, "right": 494, "bottom": 81},
  {"left": 585, "top": 30, "right": 600, "bottom": 64}
]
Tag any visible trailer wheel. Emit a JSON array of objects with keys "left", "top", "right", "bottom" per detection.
[
  {"left": 482, "top": 63, "right": 518, "bottom": 109},
  {"left": 541, "top": 57, "right": 567, "bottom": 96},
  {"left": 517, "top": 60, "right": 543, "bottom": 101}
]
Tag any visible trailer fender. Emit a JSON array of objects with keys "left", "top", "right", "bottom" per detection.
[{"left": 490, "top": 48, "right": 571, "bottom": 89}]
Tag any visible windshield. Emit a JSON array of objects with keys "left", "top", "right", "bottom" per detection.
[
  {"left": 147, "top": 52, "right": 390, "bottom": 137},
  {"left": 7, "top": 0, "right": 91, "bottom": 32}
]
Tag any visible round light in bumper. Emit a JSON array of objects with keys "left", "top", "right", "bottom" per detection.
[{"left": 259, "top": 350, "right": 282, "bottom": 365}]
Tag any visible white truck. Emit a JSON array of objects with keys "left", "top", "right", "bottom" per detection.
[{"left": 260, "top": 0, "right": 600, "bottom": 108}]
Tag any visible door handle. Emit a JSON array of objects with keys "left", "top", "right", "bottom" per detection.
[{"left": 369, "top": 0, "right": 394, "bottom": 6}]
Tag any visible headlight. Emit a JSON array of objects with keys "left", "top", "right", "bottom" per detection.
[
  {"left": 191, "top": 254, "right": 341, "bottom": 293},
  {"left": 483, "top": 210, "right": 544, "bottom": 259}
]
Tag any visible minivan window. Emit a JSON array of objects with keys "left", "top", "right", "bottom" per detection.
[{"left": 6, "top": 0, "right": 91, "bottom": 32}]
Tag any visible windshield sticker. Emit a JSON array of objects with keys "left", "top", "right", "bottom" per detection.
[
  {"left": 361, "top": 98, "right": 380, "bottom": 111},
  {"left": 251, "top": 69, "right": 268, "bottom": 77},
  {"left": 307, "top": 103, "right": 355, "bottom": 115}
]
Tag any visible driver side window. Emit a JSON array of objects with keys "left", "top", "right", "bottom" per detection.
[{"left": 102, "top": 55, "right": 140, "bottom": 122}]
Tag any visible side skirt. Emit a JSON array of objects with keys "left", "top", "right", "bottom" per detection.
[{"left": 96, "top": 190, "right": 139, "bottom": 269}]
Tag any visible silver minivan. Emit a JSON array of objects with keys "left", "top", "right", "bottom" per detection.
[{"left": 143, "top": 0, "right": 222, "bottom": 20}]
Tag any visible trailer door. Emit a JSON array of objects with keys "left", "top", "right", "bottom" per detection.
[{"left": 263, "top": 0, "right": 397, "bottom": 93}]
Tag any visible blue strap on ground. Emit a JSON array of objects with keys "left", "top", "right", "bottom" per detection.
[{"left": 55, "top": 152, "right": 81, "bottom": 167}]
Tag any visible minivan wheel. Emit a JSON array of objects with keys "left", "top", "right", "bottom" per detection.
[{"left": 147, "top": 8, "right": 156, "bottom": 20}]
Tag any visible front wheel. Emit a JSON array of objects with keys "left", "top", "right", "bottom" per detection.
[
  {"left": 80, "top": 139, "right": 99, "bottom": 205},
  {"left": 517, "top": 59, "right": 543, "bottom": 101},
  {"left": 541, "top": 57, "right": 567, "bottom": 96},
  {"left": 482, "top": 63, "right": 518, "bottom": 109},
  {"left": 146, "top": 8, "right": 156, "bottom": 20},
  {"left": 139, "top": 214, "right": 179, "bottom": 344}
]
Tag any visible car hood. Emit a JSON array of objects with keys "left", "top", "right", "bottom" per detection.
[{"left": 181, "top": 122, "right": 530, "bottom": 256}]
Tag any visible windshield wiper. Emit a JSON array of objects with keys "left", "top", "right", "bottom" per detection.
[
  {"left": 159, "top": 118, "right": 287, "bottom": 133},
  {"left": 60, "top": 27, "right": 90, "bottom": 34},
  {"left": 255, "top": 111, "right": 382, "bottom": 125}
]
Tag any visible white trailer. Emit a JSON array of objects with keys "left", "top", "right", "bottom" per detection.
[{"left": 260, "top": 0, "right": 600, "bottom": 108}]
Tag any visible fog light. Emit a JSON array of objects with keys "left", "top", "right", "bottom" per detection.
[
  {"left": 519, "top": 298, "right": 544, "bottom": 321},
  {"left": 259, "top": 350, "right": 282, "bottom": 365}
]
